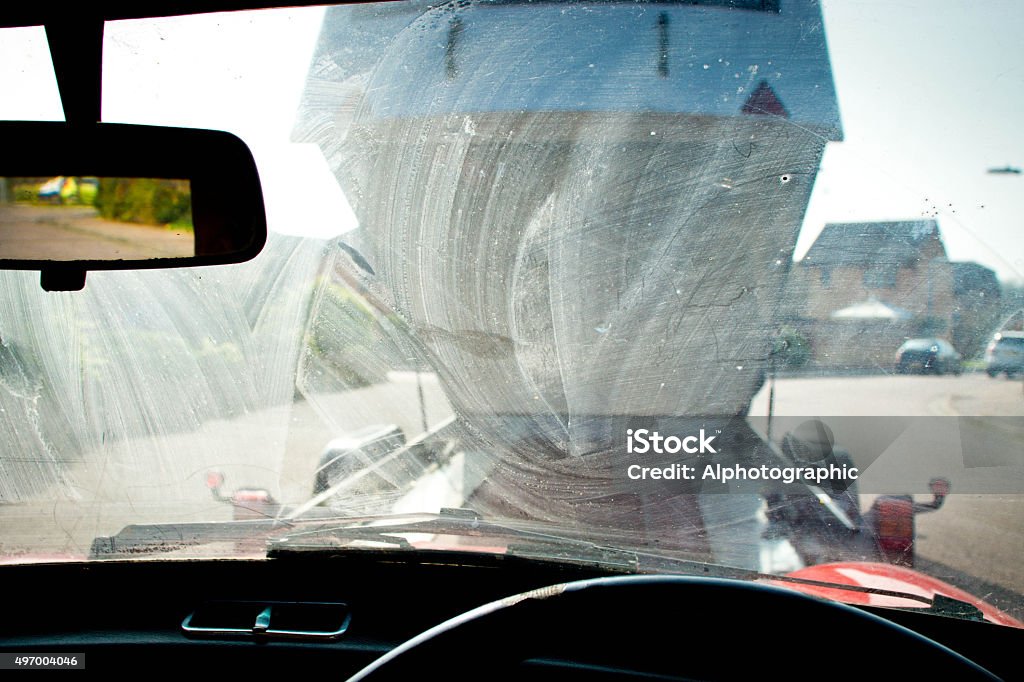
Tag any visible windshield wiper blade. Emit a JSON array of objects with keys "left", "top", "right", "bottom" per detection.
[
  {"left": 267, "top": 508, "right": 642, "bottom": 569},
  {"left": 89, "top": 518, "right": 292, "bottom": 559}
]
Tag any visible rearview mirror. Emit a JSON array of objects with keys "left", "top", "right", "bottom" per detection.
[{"left": 0, "top": 122, "right": 267, "bottom": 290}]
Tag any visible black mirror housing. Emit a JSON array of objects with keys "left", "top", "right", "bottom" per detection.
[{"left": 0, "top": 122, "right": 267, "bottom": 289}]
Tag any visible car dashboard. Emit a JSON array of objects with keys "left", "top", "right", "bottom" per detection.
[{"left": 0, "top": 555, "right": 1020, "bottom": 679}]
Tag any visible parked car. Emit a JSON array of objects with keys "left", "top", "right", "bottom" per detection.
[
  {"left": 896, "top": 338, "right": 962, "bottom": 375},
  {"left": 985, "top": 331, "right": 1024, "bottom": 378}
]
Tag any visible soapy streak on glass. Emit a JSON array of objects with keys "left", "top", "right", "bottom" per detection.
[{"left": 0, "top": 2, "right": 1020, "bottom": 622}]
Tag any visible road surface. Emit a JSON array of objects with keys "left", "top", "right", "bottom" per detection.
[{"left": 0, "top": 204, "right": 193, "bottom": 260}]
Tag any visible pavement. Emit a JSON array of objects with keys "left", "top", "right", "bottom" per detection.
[{"left": 0, "top": 204, "right": 193, "bottom": 260}]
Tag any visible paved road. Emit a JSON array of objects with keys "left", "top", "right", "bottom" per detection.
[
  {"left": 0, "top": 371, "right": 455, "bottom": 558},
  {"left": 0, "top": 204, "right": 193, "bottom": 260},
  {"left": 750, "top": 373, "right": 1024, "bottom": 617}
]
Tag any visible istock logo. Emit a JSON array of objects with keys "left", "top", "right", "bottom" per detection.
[{"left": 626, "top": 428, "right": 717, "bottom": 455}]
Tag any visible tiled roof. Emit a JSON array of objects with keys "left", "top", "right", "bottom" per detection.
[{"left": 801, "top": 220, "right": 943, "bottom": 267}]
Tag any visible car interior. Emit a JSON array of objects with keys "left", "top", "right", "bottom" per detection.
[
  {"left": 1, "top": 554, "right": 1021, "bottom": 678},
  {"left": 1, "top": 1, "right": 1022, "bottom": 679}
]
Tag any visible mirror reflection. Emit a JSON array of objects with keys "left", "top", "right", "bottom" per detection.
[{"left": 0, "top": 176, "right": 194, "bottom": 260}]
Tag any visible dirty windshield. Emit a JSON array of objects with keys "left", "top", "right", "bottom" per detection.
[{"left": 0, "top": 0, "right": 1022, "bottom": 623}]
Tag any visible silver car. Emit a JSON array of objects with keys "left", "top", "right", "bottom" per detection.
[{"left": 985, "top": 331, "right": 1024, "bottom": 378}]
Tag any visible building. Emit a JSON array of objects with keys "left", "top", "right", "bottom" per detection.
[
  {"left": 951, "top": 262, "right": 1003, "bottom": 358},
  {"left": 796, "top": 220, "right": 953, "bottom": 323},
  {"left": 782, "top": 221, "right": 999, "bottom": 370}
]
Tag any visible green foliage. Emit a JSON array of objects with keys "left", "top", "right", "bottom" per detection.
[
  {"left": 306, "top": 281, "right": 381, "bottom": 388},
  {"left": 93, "top": 178, "right": 192, "bottom": 227},
  {"left": 78, "top": 181, "right": 98, "bottom": 205},
  {"left": 13, "top": 186, "right": 36, "bottom": 202}
]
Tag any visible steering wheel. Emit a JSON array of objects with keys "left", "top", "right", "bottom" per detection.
[{"left": 347, "top": 575, "right": 996, "bottom": 680}]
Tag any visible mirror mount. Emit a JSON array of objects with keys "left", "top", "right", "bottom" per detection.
[
  {"left": 40, "top": 267, "right": 86, "bottom": 293},
  {"left": 44, "top": 16, "right": 104, "bottom": 124}
]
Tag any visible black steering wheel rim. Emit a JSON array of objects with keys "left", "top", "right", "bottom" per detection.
[{"left": 347, "top": 574, "right": 996, "bottom": 680}]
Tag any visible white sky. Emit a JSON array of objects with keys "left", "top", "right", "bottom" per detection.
[
  {"left": 801, "top": 0, "right": 1024, "bottom": 283},
  {"left": 1, "top": 1, "right": 1021, "bottom": 282}
]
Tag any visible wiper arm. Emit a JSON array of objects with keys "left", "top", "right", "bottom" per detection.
[
  {"left": 267, "top": 508, "right": 640, "bottom": 569},
  {"left": 633, "top": 549, "right": 990, "bottom": 621},
  {"left": 763, "top": 573, "right": 987, "bottom": 622},
  {"left": 271, "top": 508, "right": 872, "bottom": 582}
]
